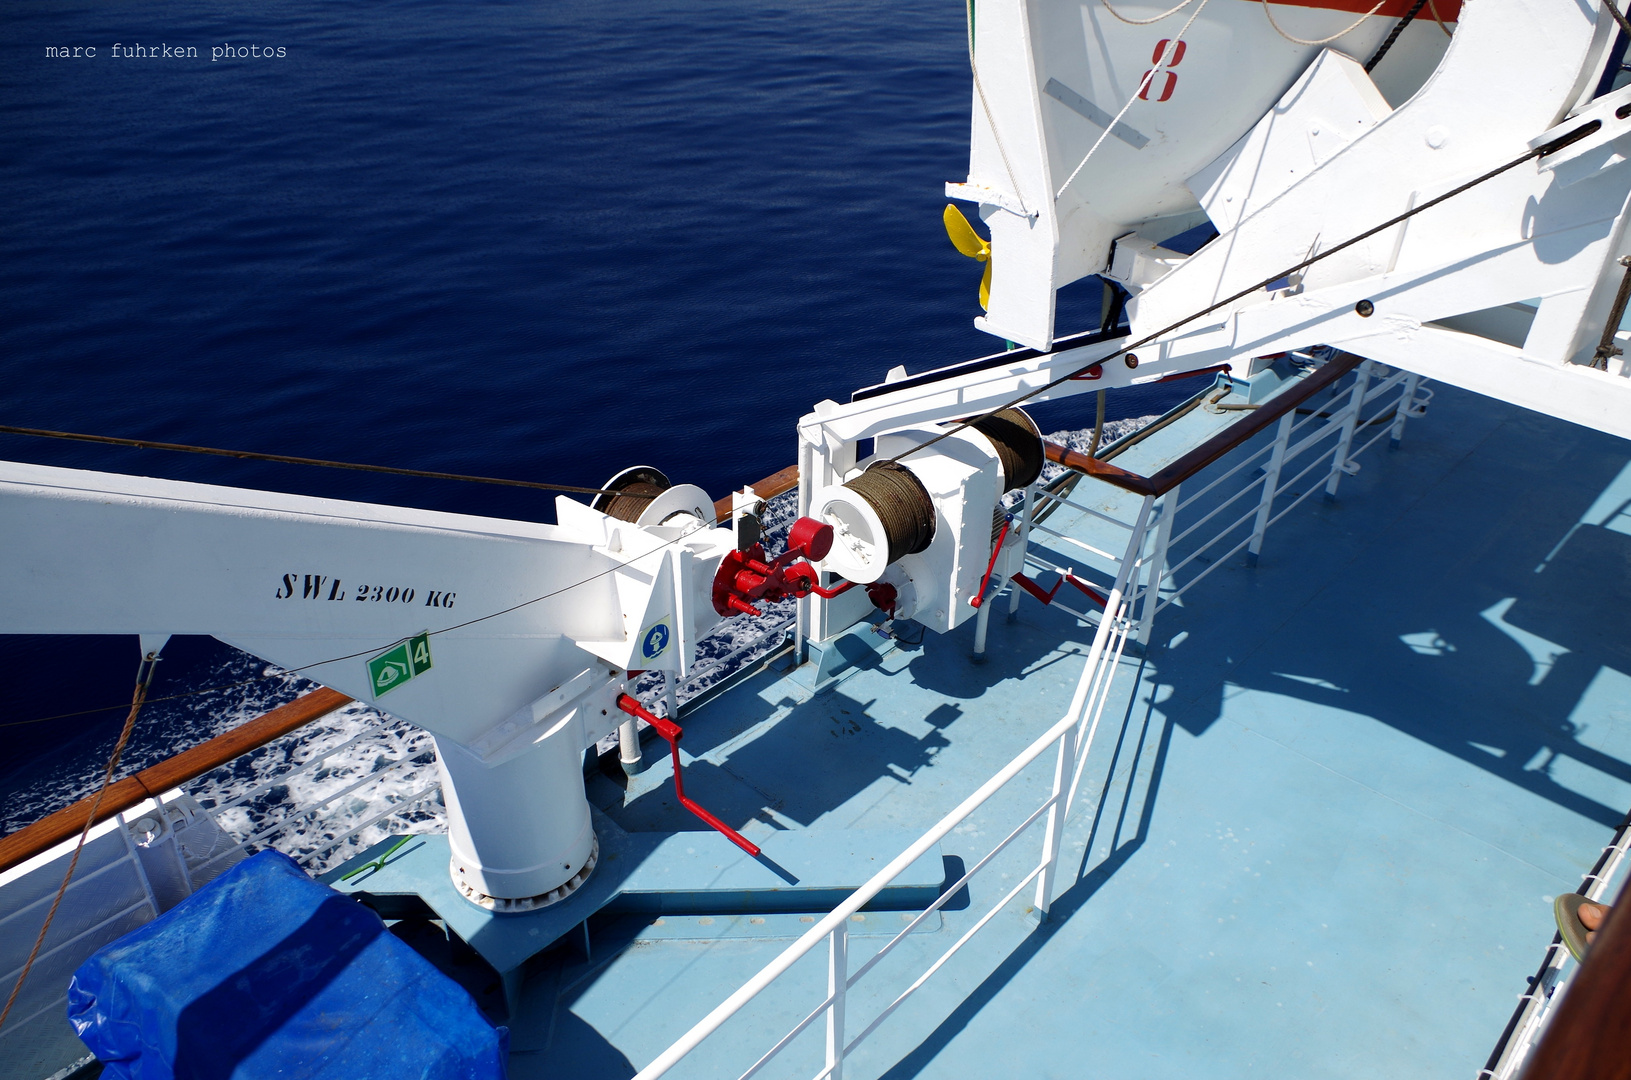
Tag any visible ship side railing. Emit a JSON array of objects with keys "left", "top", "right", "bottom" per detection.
[
  {"left": 1479, "top": 807, "right": 1631, "bottom": 1079},
  {"left": 0, "top": 688, "right": 443, "bottom": 883},
  {"left": 984, "top": 352, "right": 1428, "bottom": 654}
]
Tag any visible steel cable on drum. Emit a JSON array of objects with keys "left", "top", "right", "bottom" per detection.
[
  {"left": 970, "top": 407, "right": 1045, "bottom": 490},
  {"left": 844, "top": 463, "right": 936, "bottom": 565},
  {"left": 602, "top": 481, "right": 668, "bottom": 523}
]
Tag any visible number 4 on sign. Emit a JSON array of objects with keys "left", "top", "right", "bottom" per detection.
[{"left": 366, "top": 632, "right": 433, "bottom": 697}]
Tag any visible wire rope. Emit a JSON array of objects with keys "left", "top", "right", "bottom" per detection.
[
  {"left": 1365, "top": 0, "right": 1432, "bottom": 71},
  {"left": 0, "top": 424, "right": 651, "bottom": 500}
]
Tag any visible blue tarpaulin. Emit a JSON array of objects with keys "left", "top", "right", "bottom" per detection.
[{"left": 67, "top": 850, "right": 508, "bottom": 1080}]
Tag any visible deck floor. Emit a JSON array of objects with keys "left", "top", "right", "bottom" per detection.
[{"left": 510, "top": 380, "right": 1631, "bottom": 1079}]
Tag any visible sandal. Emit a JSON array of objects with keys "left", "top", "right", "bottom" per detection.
[{"left": 1555, "top": 892, "right": 1598, "bottom": 962}]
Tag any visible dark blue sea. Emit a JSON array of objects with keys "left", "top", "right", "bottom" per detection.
[{"left": 0, "top": 0, "right": 1191, "bottom": 831}]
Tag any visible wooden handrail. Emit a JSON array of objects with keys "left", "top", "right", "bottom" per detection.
[
  {"left": 711, "top": 463, "right": 800, "bottom": 523},
  {"left": 1522, "top": 897, "right": 1631, "bottom": 1079},
  {"left": 1044, "top": 353, "right": 1365, "bottom": 497},
  {"left": 0, "top": 687, "right": 351, "bottom": 874}
]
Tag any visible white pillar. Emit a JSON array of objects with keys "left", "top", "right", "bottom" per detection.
[
  {"left": 1035, "top": 721, "right": 1078, "bottom": 919},
  {"left": 618, "top": 717, "right": 644, "bottom": 775},
  {"left": 1390, "top": 372, "right": 1422, "bottom": 448},
  {"left": 1324, "top": 360, "right": 1372, "bottom": 501},
  {"left": 826, "top": 924, "right": 849, "bottom": 1080},
  {"left": 971, "top": 589, "right": 994, "bottom": 661},
  {"left": 1136, "top": 484, "right": 1179, "bottom": 646},
  {"left": 435, "top": 727, "right": 596, "bottom": 904},
  {"left": 1248, "top": 413, "right": 1295, "bottom": 567},
  {"left": 1008, "top": 483, "right": 1036, "bottom": 622}
]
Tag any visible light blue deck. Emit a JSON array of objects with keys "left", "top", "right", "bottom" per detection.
[{"left": 509, "top": 380, "right": 1631, "bottom": 1079}]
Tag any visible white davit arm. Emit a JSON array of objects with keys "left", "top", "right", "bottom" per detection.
[{"left": 0, "top": 459, "right": 735, "bottom": 750}]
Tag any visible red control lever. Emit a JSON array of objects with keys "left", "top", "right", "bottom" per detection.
[
  {"left": 969, "top": 515, "right": 1012, "bottom": 608},
  {"left": 1009, "top": 571, "right": 1107, "bottom": 609},
  {"left": 616, "top": 694, "right": 761, "bottom": 857}
]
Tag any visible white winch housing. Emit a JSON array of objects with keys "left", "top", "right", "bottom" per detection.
[{"left": 810, "top": 426, "right": 1006, "bottom": 635}]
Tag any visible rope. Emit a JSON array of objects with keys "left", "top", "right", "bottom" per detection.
[
  {"left": 0, "top": 424, "right": 651, "bottom": 500},
  {"left": 1260, "top": 0, "right": 1388, "bottom": 47},
  {"left": 1056, "top": 0, "right": 1213, "bottom": 200},
  {"left": 1098, "top": 0, "right": 1198, "bottom": 27},
  {"left": 1089, "top": 389, "right": 1108, "bottom": 457},
  {"left": 0, "top": 676, "right": 268, "bottom": 729},
  {"left": 1425, "top": 0, "right": 1453, "bottom": 37},
  {"left": 1606, "top": 0, "right": 1631, "bottom": 42},
  {"left": 966, "top": 0, "right": 1031, "bottom": 218},
  {"left": 1365, "top": 0, "right": 1432, "bottom": 72},
  {"left": 885, "top": 122, "right": 1597, "bottom": 471},
  {"left": 0, "top": 658, "right": 156, "bottom": 1034}
]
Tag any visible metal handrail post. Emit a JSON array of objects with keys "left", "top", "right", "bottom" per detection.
[
  {"left": 827, "top": 924, "right": 848, "bottom": 1080},
  {"left": 1247, "top": 412, "right": 1296, "bottom": 567},
  {"left": 1034, "top": 722, "right": 1078, "bottom": 920},
  {"left": 1390, "top": 372, "right": 1422, "bottom": 448},
  {"left": 1324, "top": 360, "right": 1373, "bottom": 501},
  {"left": 972, "top": 585, "right": 994, "bottom": 661},
  {"left": 1136, "top": 485, "right": 1179, "bottom": 646},
  {"left": 1009, "top": 483, "right": 1037, "bottom": 621}
]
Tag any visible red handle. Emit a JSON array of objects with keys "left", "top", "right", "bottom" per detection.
[
  {"left": 616, "top": 694, "right": 761, "bottom": 856},
  {"left": 970, "top": 516, "right": 1013, "bottom": 608}
]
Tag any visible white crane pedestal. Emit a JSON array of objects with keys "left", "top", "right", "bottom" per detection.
[{"left": 436, "top": 731, "right": 599, "bottom": 911}]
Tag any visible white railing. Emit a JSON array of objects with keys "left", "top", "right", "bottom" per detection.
[
  {"left": 998, "top": 359, "right": 1428, "bottom": 650},
  {"left": 185, "top": 712, "right": 440, "bottom": 875},
  {"left": 633, "top": 498, "right": 1155, "bottom": 1080},
  {"left": 1143, "top": 362, "right": 1427, "bottom": 624},
  {"left": 638, "top": 357, "right": 1434, "bottom": 1079}
]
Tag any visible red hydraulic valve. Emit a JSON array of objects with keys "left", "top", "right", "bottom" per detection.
[
  {"left": 616, "top": 694, "right": 761, "bottom": 857},
  {"left": 711, "top": 515, "right": 857, "bottom": 617}
]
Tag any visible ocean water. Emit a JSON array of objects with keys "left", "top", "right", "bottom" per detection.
[{"left": 0, "top": 0, "right": 1193, "bottom": 833}]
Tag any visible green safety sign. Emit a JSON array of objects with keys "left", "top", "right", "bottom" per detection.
[{"left": 366, "top": 632, "right": 432, "bottom": 697}]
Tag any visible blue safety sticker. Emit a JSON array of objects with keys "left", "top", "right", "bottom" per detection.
[{"left": 640, "top": 617, "right": 672, "bottom": 660}]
